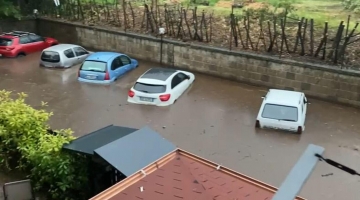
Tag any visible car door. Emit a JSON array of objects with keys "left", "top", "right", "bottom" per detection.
[
  {"left": 18, "top": 36, "right": 34, "bottom": 54},
  {"left": 73, "top": 46, "right": 90, "bottom": 64},
  {"left": 63, "top": 48, "right": 77, "bottom": 67},
  {"left": 28, "top": 34, "right": 47, "bottom": 52},
  {"left": 171, "top": 73, "right": 189, "bottom": 99},
  {"left": 119, "top": 55, "right": 132, "bottom": 72},
  {"left": 110, "top": 57, "right": 125, "bottom": 80}
]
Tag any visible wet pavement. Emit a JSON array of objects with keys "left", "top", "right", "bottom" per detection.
[{"left": 1, "top": 52, "right": 360, "bottom": 199}]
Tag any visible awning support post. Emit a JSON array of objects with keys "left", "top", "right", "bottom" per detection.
[{"left": 272, "top": 144, "right": 325, "bottom": 200}]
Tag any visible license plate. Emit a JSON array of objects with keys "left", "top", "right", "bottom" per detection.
[
  {"left": 86, "top": 75, "right": 96, "bottom": 79},
  {"left": 140, "top": 97, "right": 154, "bottom": 102}
]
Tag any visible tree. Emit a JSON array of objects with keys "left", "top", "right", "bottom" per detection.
[
  {"left": 0, "top": 0, "right": 21, "bottom": 19},
  {"left": 0, "top": 90, "right": 89, "bottom": 199}
]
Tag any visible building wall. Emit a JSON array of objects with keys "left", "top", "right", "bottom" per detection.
[{"left": 33, "top": 18, "right": 360, "bottom": 107}]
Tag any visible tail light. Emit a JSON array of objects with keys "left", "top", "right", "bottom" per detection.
[
  {"left": 297, "top": 126, "right": 302, "bottom": 134},
  {"left": 128, "top": 90, "right": 135, "bottom": 97},
  {"left": 159, "top": 94, "right": 171, "bottom": 102},
  {"left": 104, "top": 71, "right": 110, "bottom": 80},
  {"left": 255, "top": 120, "right": 260, "bottom": 128}
]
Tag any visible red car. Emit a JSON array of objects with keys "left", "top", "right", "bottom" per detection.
[{"left": 0, "top": 31, "right": 58, "bottom": 58}]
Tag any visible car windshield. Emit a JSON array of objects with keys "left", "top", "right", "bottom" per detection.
[
  {"left": 133, "top": 82, "right": 166, "bottom": 94},
  {"left": 0, "top": 38, "right": 13, "bottom": 46},
  {"left": 261, "top": 103, "right": 298, "bottom": 122},
  {"left": 41, "top": 51, "right": 60, "bottom": 63},
  {"left": 80, "top": 61, "right": 107, "bottom": 72}
]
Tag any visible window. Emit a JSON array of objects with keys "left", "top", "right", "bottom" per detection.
[
  {"left": 19, "top": 36, "right": 31, "bottom": 44},
  {"left": 73, "top": 47, "right": 88, "bottom": 56},
  {"left": 120, "top": 56, "right": 131, "bottom": 65},
  {"left": 64, "top": 49, "right": 75, "bottom": 58},
  {"left": 134, "top": 82, "right": 166, "bottom": 94},
  {"left": 261, "top": 104, "right": 298, "bottom": 122},
  {"left": 0, "top": 38, "right": 13, "bottom": 46},
  {"left": 29, "top": 35, "right": 43, "bottom": 42},
  {"left": 171, "top": 73, "right": 187, "bottom": 89},
  {"left": 80, "top": 61, "right": 107, "bottom": 72},
  {"left": 111, "top": 57, "right": 123, "bottom": 70},
  {"left": 41, "top": 51, "right": 60, "bottom": 63}
]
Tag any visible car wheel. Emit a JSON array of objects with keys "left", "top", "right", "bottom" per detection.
[
  {"left": 296, "top": 126, "right": 303, "bottom": 134},
  {"left": 16, "top": 53, "right": 25, "bottom": 58},
  {"left": 255, "top": 120, "right": 260, "bottom": 128}
]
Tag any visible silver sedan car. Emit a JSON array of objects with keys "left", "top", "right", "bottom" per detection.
[{"left": 40, "top": 44, "right": 91, "bottom": 68}]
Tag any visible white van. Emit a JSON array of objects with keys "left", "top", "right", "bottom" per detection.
[{"left": 255, "top": 89, "right": 310, "bottom": 134}]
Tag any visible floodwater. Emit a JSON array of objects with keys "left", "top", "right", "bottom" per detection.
[{"left": 1, "top": 52, "right": 360, "bottom": 200}]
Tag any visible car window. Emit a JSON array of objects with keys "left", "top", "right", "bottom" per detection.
[
  {"left": 73, "top": 47, "right": 88, "bottom": 56},
  {"left": 19, "top": 36, "right": 31, "bottom": 44},
  {"left": 80, "top": 61, "right": 107, "bottom": 72},
  {"left": 64, "top": 49, "right": 75, "bottom": 58},
  {"left": 41, "top": 51, "right": 60, "bottom": 63},
  {"left": 111, "top": 57, "right": 123, "bottom": 70},
  {"left": 29, "top": 35, "right": 43, "bottom": 42},
  {"left": 0, "top": 38, "right": 13, "bottom": 46},
  {"left": 134, "top": 82, "right": 166, "bottom": 94},
  {"left": 120, "top": 55, "right": 131, "bottom": 65},
  {"left": 171, "top": 73, "right": 186, "bottom": 89},
  {"left": 177, "top": 72, "right": 187, "bottom": 80},
  {"left": 261, "top": 104, "right": 298, "bottom": 122}
]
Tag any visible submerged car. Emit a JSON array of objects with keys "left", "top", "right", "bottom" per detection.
[
  {"left": 255, "top": 89, "right": 310, "bottom": 134},
  {"left": 127, "top": 68, "right": 195, "bottom": 106},
  {"left": 78, "top": 52, "right": 138, "bottom": 84},
  {"left": 40, "top": 44, "right": 91, "bottom": 68},
  {"left": 0, "top": 31, "right": 58, "bottom": 58}
]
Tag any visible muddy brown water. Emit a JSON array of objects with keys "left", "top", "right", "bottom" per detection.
[{"left": 1, "top": 53, "right": 360, "bottom": 199}]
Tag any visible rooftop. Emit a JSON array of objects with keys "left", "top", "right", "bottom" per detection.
[
  {"left": 140, "top": 68, "right": 177, "bottom": 81},
  {"left": 86, "top": 52, "right": 122, "bottom": 62},
  {"left": 62, "top": 125, "right": 138, "bottom": 155},
  {"left": 265, "top": 89, "right": 303, "bottom": 106},
  {"left": 90, "top": 149, "right": 306, "bottom": 200},
  {"left": 43, "top": 44, "right": 80, "bottom": 51}
]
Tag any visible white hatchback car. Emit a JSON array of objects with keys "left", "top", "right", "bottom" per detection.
[
  {"left": 255, "top": 89, "right": 310, "bottom": 134},
  {"left": 127, "top": 68, "right": 195, "bottom": 106}
]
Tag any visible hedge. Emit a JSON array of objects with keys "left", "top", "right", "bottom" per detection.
[{"left": 0, "top": 90, "right": 88, "bottom": 200}]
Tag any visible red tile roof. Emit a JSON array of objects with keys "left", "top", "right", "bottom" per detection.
[{"left": 90, "top": 149, "right": 306, "bottom": 200}]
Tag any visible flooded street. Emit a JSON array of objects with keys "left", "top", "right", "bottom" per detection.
[{"left": 1, "top": 52, "right": 360, "bottom": 199}]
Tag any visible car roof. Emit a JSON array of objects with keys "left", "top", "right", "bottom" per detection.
[
  {"left": 86, "top": 52, "right": 123, "bottom": 62},
  {"left": 43, "top": 44, "right": 80, "bottom": 52},
  {"left": 139, "top": 68, "right": 178, "bottom": 81},
  {"left": 0, "top": 31, "right": 36, "bottom": 39},
  {"left": 264, "top": 89, "right": 304, "bottom": 107}
]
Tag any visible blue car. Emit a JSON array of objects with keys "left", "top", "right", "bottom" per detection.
[{"left": 77, "top": 52, "right": 138, "bottom": 84}]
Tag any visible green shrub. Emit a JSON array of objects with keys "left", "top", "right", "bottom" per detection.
[{"left": 0, "top": 90, "right": 88, "bottom": 200}]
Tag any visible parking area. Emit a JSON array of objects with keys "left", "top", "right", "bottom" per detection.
[{"left": 1, "top": 52, "right": 360, "bottom": 199}]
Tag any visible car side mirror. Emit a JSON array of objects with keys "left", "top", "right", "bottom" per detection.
[
  {"left": 306, "top": 101, "right": 311, "bottom": 105},
  {"left": 261, "top": 96, "right": 265, "bottom": 99}
]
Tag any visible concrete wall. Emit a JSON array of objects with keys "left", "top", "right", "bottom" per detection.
[
  {"left": 0, "top": 18, "right": 37, "bottom": 33},
  {"left": 35, "top": 18, "right": 360, "bottom": 107}
]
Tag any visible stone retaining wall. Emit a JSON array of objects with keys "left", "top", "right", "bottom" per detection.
[
  {"left": 0, "top": 18, "right": 37, "bottom": 33},
  {"left": 35, "top": 18, "right": 360, "bottom": 107}
]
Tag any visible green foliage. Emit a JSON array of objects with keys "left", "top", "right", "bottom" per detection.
[
  {"left": 0, "top": 90, "right": 88, "bottom": 200},
  {"left": 0, "top": 0, "right": 21, "bottom": 19},
  {"left": 343, "top": 0, "right": 360, "bottom": 13}
]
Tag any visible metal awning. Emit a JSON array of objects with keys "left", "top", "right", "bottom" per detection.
[
  {"left": 62, "top": 125, "right": 138, "bottom": 155},
  {"left": 94, "top": 126, "right": 176, "bottom": 176}
]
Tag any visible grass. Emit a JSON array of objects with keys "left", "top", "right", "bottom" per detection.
[{"left": 256, "top": 0, "right": 359, "bottom": 28}]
